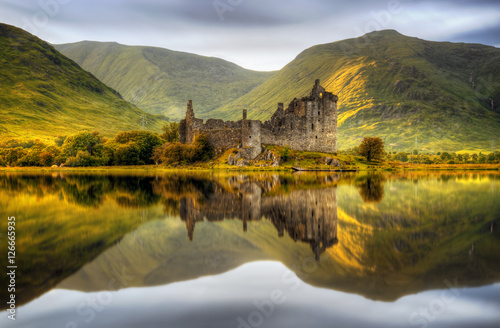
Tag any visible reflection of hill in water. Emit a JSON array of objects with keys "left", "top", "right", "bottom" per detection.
[{"left": 0, "top": 172, "right": 499, "bottom": 307}]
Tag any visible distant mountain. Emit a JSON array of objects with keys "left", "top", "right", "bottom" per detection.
[
  {"left": 0, "top": 24, "right": 165, "bottom": 142},
  {"left": 54, "top": 41, "right": 274, "bottom": 121},
  {"left": 211, "top": 30, "right": 500, "bottom": 152}
]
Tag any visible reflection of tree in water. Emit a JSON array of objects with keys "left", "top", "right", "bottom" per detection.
[
  {"left": 61, "top": 175, "right": 111, "bottom": 208},
  {"left": 151, "top": 175, "right": 217, "bottom": 216},
  {"left": 0, "top": 174, "right": 162, "bottom": 208},
  {"left": 110, "top": 176, "right": 161, "bottom": 209},
  {"left": 357, "top": 175, "right": 385, "bottom": 203}
]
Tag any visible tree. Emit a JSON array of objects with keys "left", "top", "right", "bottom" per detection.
[
  {"left": 4, "top": 148, "right": 26, "bottom": 166},
  {"left": 193, "top": 133, "right": 213, "bottom": 162},
  {"left": 394, "top": 152, "right": 408, "bottom": 162},
  {"left": 154, "top": 142, "right": 192, "bottom": 165},
  {"left": 54, "top": 136, "right": 67, "bottom": 147},
  {"left": 102, "top": 140, "right": 119, "bottom": 166},
  {"left": 161, "top": 122, "right": 180, "bottom": 142},
  {"left": 413, "top": 149, "right": 418, "bottom": 155},
  {"left": 65, "top": 150, "right": 102, "bottom": 167},
  {"left": 151, "top": 138, "right": 211, "bottom": 165},
  {"left": 114, "top": 131, "right": 163, "bottom": 165},
  {"left": 152, "top": 144, "right": 166, "bottom": 165},
  {"left": 61, "top": 131, "right": 105, "bottom": 159},
  {"left": 422, "top": 156, "right": 433, "bottom": 164},
  {"left": 440, "top": 152, "right": 452, "bottom": 161},
  {"left": 39, "top": 151, "right": 55, "bottom": 166},
  {"left": 358, "top": 137, "right": 385, "bottom": 162},
  {"left": 39, "top": 146, "right": 60, "bottom": 166},
  {"left": 113, "top": 143, "right": 142, "bottom": 165}
]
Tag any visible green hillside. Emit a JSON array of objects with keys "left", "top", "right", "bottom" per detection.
[
  {"left": 211, "top": 30, "right": 500, "bottom": 152},
  {"left": 0, "top": 23, "right": 165, "bottom": 143},
  {"left": 54, "top": 41, "right": 274, "bottom": 120}
]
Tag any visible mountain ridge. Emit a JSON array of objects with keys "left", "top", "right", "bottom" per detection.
[
  {"left": 54, "top": 41, "right": 275, "bottom": 120},
  {"left": 0, "top": 23, "right": 165, "bottom": 142},
  {"left": 210, "top": 30, "right": 500, "bottom": 152}
]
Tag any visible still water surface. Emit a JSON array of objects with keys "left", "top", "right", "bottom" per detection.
[{"left": 0, "top": 171, "right": 499, "bottom": 328}]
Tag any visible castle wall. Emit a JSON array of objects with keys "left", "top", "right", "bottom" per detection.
[
  {"left": 241, "top": 119, "right": 262, "bottom": 160},
  {"left": 179, "top": 80, "right": 338, "bottom": 158},
  {"left": 263, "top": 92, "right": 338, "bottom": 153},
  {"left": 179, "top": 100, "right": 243, "bottom": 150},
  {"left": 202, "top": 129, "right": 241, "bottom": 150}
]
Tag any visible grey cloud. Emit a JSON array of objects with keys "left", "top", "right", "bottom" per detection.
[
  {"left": 1, "top": 0, "right": 499, "bottom": 70},
  {"left": 449, "top": 23, "right": 500, "bottom": 46}
]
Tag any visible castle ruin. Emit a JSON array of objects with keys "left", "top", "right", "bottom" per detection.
[{"left": 179, "top": 80, "right": 338, "bottom": 159}]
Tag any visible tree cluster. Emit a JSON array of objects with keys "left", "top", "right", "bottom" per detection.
[
  {"left": 0, "top": 123, "right": 214, "bottom": 167},
  {"left": 152, "top": 133, "right": 213, "bottom": 165},
  {"left": 384, "top": 150, "right": 500, "bottom": 164}
]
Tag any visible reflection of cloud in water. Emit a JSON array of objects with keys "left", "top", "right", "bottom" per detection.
[{"left": 6, "top": 262, "right": 500, "bottom": 328}]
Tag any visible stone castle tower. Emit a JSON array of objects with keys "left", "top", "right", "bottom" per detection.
[{"left": 179, "top": 80, "right": 338, "bottom": 159}]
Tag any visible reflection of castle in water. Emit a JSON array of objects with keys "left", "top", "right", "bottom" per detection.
[{"left": 180, "top": 176, "right": 339, "bottom": 259}]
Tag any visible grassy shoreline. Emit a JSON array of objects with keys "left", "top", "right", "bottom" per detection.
[{"left": 0, "top": 163, "right": 499, "bottom": 173}]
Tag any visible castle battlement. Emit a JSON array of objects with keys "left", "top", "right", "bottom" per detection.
[{"left": 179, "top": 80, "right": 338, "bottom": 159}]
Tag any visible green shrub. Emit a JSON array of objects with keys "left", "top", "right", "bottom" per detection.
[
  {"left": 193, "top": 133, "right": 213, "bottom": 162},
  {"left": 114, "top": 143, "right": 143, "bottom": 165},
  {"left": 161, "top": 122, "right": 180, "bottom": 142},
  {"left": 65, "top": 150, "right": 102, "bottom": 167},
  {"left": 282, "top": 146, "right": 291, "bottom": 162},
  {"left": 62, "top": 131, "right": 105, "bottom": 158},
  {"left": 114, "top": 131, "right": 163, "bottom": 165}
]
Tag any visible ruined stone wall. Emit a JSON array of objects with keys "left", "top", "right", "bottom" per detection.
[
  {"left": 262, "top": 96, "right": 337, "bottom": 153},
  {"left": 241, "top": 119, "right": 262, "bottom": 160},
  {"left": 180, "top": 80, "right": 338, "bottom": 157},
  {"left": 179, "top": 100, "right": 243, "bottom": 150},
  {"left": 200, "top": 128, "right": 241, "bottom": 150}
]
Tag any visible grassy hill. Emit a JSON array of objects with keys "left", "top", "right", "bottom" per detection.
[
  {"left": 211, "top": 30, "right": 500, "bottom": 152},
  {"left": 0, "top": 23, "right": 165, "bottom": 143},
  {"left": 54, "top": 41, "right": 274, "bottom": 120}
]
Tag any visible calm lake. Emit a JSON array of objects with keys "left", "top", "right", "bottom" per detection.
[{"left": 1, "top": 171, "right": 499, "bottom": 328}]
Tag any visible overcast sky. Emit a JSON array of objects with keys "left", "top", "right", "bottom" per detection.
[{"left": 1, "top": 0, "right": 499, "bottom": 71}]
